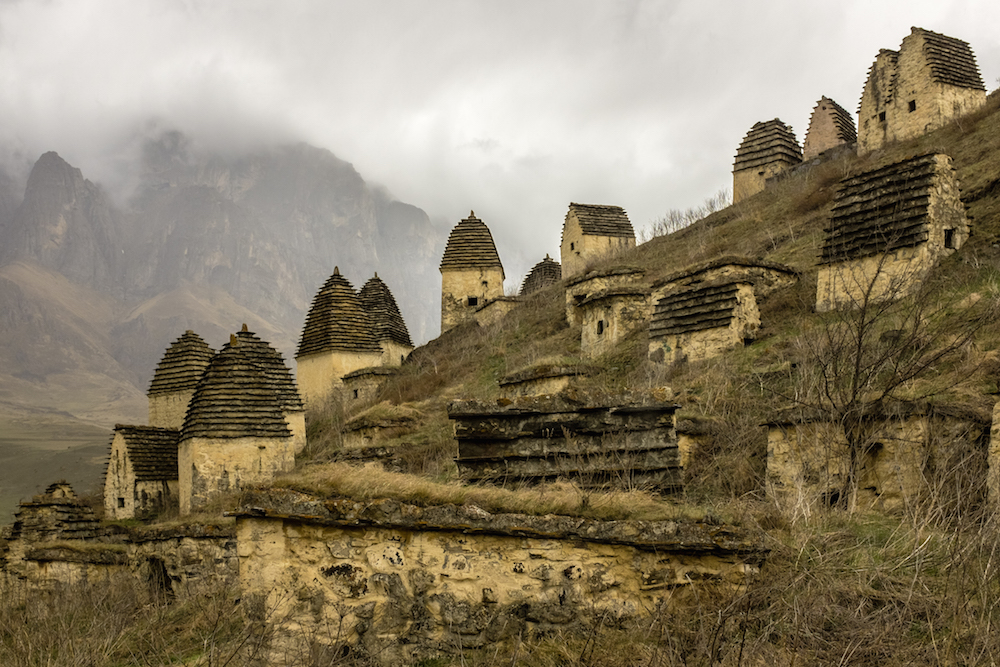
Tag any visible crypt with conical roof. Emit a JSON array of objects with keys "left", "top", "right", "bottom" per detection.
[{"left": 439, "top": 211, "right": 505, "bottom": 333}]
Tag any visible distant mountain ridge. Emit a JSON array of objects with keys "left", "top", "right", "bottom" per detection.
[{"left": 0, "top": 134, "right": 443, "bottom": 512}]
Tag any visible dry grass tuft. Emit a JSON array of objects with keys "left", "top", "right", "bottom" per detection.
[{"left": 275, "top": 461, "right": 718, "bottom": 523}]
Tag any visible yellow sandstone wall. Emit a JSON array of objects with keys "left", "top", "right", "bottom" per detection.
[
  {"left": 237, "top": 513, "right": 757, "bottom": 665},
  {"left": 440, "top": 267, "right": 505, "bottom": 332},
  {"left": 297, "top": 349, "right": 383, "bottom": 411},
  {"left": 178, "top": 436, "right": 294, "bottom": 515},
  {"left": 648, "top": 284, "right": 759, "bottom": 364},
  {"left": 580, "top": 294, "right": 649, "bottom": 358},
  {"left": 148, "top": 391, "right": 194, "bottom": 430},
  {"left": 733, "top": 160, "right": 793, "bottom": 203},
  {"left": 859, "top": 33, "right": 986, "bottom": 154},
  {"left": 560, "top": 219, "right": 635, "bottom": 280}
]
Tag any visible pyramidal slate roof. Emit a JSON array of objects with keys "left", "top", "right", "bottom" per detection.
[
  {"left": 566, "top": 204, "right": 635, "bottom": 238},
  {"left": 222, "top": 325, "right": 304, "bottom": 412},
  {"left": 439, "top": 212, "right": 504, "bottom": 272},
  {"left": 520, "top": 254, "right": 562, "bottom": 295},
  {"left": 113, "top": 424, "right": 180, "bottom": 481},
  {"left": 805, "top": 97, "right": 857, "bottom": 146},
  {"left": 148, "top": 331, "right": 215, "bottom": 396},
  {"left": 821, "top": 153, "right": 952, "bottom": 264},
  {"left": 915, "top": 27, "right": 984, "bottom": 91},
  {"left": 297, "top": 267, "right": 382, "bottom": 358},
  {"left": 359, "top": 274, "right": 413, "bottom": 348},
  {"left": 733, "top": 119, "right": 803, "bottom": 172},
  {"left": 181, "top": 339, "right": 292, "bottom": 441}
]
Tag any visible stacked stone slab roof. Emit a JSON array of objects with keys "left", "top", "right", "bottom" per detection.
[
  {"left": 181, "top": 340, "right": 292, "bottom": 440},
  {"left": 148, "top": 330, "right": 215, "bottom": 396},
  {"left": 520, "top": 254, "right": 562, "bottom": 295},
  {"left": 918, "top": 28, "right": 985, "bottom": 90},
  {"left": 359, "top": 274, "right": 413, "bottom": 347},
  {"left": 113, "top": 424, "right": 180, "bottom": 481},
  {"left": 297, "top": 267, "right": 381, "bottom": 357},
  {"left": 566, "top": 204, "right": 634, "bottom": 238},
  {"left": 649, "top": 282, "right": 743, "bottom": 337},
  {"left": 733, "top": 119, "right": 802, "bottom": 173},
  {"left": 804, "top": 97, "right": 857, "bottom": 158},
  {"left": 224, "top": 326, "right": 304, "bottom": 412},
  {"left": 820, "top": 153, "right": 952, "bottom": 264},
  {"left": 10, "top": 483, "right": 102, "bottom": 542},
  {"left": 439, "top": 211, "right": 503, "bottom": 271}
]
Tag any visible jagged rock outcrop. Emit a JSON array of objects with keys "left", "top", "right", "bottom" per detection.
[{"left": 2, "top": 152, "right": 124, "bottom": 291}]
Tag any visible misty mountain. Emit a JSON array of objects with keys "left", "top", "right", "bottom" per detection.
[{"left": 0, "top": 133, "right": 444, "bottom": 432}]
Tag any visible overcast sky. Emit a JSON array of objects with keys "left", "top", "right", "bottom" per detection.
[{"left": 1, "top": 0, "right": 998, "bottom": 286}]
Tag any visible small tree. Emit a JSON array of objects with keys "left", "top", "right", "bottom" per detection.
[{"left": 768, "top": 248, "right": 998, "bottom": 513}]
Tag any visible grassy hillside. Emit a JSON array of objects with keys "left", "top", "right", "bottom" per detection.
[{"left": 4, "top": 94, "right": 1000, "bottom": 666}]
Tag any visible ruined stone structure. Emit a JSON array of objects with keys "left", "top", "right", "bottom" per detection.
[
  {"left": 147, "top": 330, "right": 214, "bottom": 429},
  {"left": 231, "top": 326, "right": 306, "bottom": 454},
  {"left": 104, "top": 425, "right": 180, "bottom": 520},
  {"left": 179, "top": 339, "right": 294, "bottom": 515},
  {"left": 439, "top": 212, "right": 505, "bottom": 333},
  {"left": 498, "top": 364, "right": 594, "bottom": 399},
  {"left": 359, "top": 273, "right": 414, "bottom": 366},
  {"left": 732, "top": 119, "right": 802, "bottom": 203},
  {"left": 450, "top": 390, "right": 681, "bottom": 490},
  {"left": 767, "top": 403, "right": 987, "bottom": 515},
  {"left": 234, "top": 489, "right": 762, "bottom": 664},
  {"left": 858, "top": 28, "right": 986, "bottom": 155},
  {"left": 297, "top": 267, "right": 384, "bottom": 409},
  {"left": 803, "top": 97, "right": 857, "bottom": 161},
  {"left": 3, "top": 486, "right": 237, "bottom": 591},
  {"left": 341, "top": 366, "right": 396, "bottom": 404},
  {"left": 579, "top": 286, "right": 650, "bottom": 358},
  {"left": 816, "top": 153, "right": 970, "bottom": 312},
  {"left": 650, "top": 256, "right": 798, "bottom": 305},
  {"left": 559, "top": 204, "right": 636, "bottom": 280},
  {"left": 648, "top": 281, "right": 760, "bottom": 364},
  {"left": 520, "top": 254, "right": 562, "bottom": 295},
  {"left": 565, "top": 266, "right": 645, "bottom": 327}
]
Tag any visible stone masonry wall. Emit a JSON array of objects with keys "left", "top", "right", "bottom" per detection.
[
  {"left": 859, "top": 30, "right": 986, "bottom": 154},
  {"left": 441, "top": 267, "right": 505, "bottom": 333},
  {"left": 234, "top": 490, "right": 763, "bottom": 666},
  {"left": 565, "top": 268, "right": 645, "bottom": 327},
  {"left": 580, "top": 290, "right": 649, "bottom": 358},
  {"left": 149, "top": 391, "right": 194, "bottom": 430},
  {"left": 296, "top": 349, "right": 384, "bottom": 409},
  {"left": 648, "top": 283, "right": 759, "bottom": 364},
  {"left": 179, "top": 436, "right": 295, "bottom": 515},
  {"left": 816, "top": 154, "right": 969, "bottom": 312},
  {"left": 768, "top": 411, "right": 985, "bottom": 516},
  {"left": 560, "top": 219, "right": 635, "bottom": 280}
]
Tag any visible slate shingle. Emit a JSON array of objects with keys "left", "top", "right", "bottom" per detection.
[
  {"left": 439, "top": 212, "right": 504, "bottom": 271},
  {"left": 359, "top": 274, "right": 413, "bottom": 348},
  {"left": 113, "top": 424, "right": 180, "bottom": 481},
  {"left": 297, "top": 267, "right": 381, "bottom": 357},
  {"left": 520, "top": 255, "right": 562, "bottom": 296},
  {"left": 148, "top": 331, "right": 215, "bottom": 396}
]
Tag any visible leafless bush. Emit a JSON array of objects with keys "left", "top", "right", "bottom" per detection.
[{"left": 639, "top": 188, "right": 731, "bottom": 243}]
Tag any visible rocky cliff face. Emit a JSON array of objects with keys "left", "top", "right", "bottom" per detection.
[{"left": 2, "top": 153, "right": 124, "bottom": 292}]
